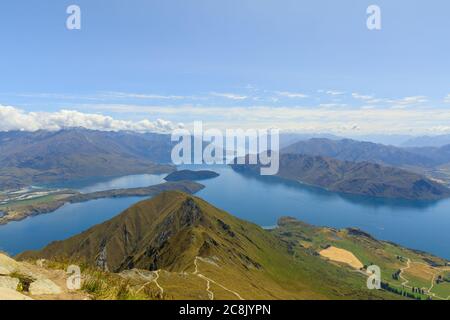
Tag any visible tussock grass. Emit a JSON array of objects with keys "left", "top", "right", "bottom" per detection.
[
  {"left": 36, "top": 257, "right": 165, "bottom": 300},
  {"left": 9, "top": 271, "right": 35, "bottom": 292},
  {"left": 82, "top": 269, "right": 166, "bottom": 300}
]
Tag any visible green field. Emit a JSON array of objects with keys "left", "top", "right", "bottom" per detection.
[{"left": 271, "top": 217, "right": 450, "bottom": 300}]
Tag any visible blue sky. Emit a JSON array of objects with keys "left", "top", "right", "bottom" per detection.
[{"left": 1, "top": 0, "right": 450, "bottom": 135}]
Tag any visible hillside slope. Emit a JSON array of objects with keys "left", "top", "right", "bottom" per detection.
[
  {"left": 0, "top": 129, "right": 174, "bottom": 190},
  {"left": 18, "top": 191, "right": 399, "bottom": 300},
  {"left": 232, "top": 154, "right": 450, "bottom": 200},
  {"left": 282, "top": 138, "right": 437, "bottom": 167},
  {"left": 272, "top": 217, "right": 450, "bottom": 300}
]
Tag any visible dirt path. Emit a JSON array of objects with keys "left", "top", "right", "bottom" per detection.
[
  {"left": 197, "top": 274, "right": 214, "bottom": 300},
  {"left": 153, "top": 271, "right": 164, "bottom": 295},
  {"left": 398, "top": 257, "right": 450, "bottom": 300},
  {"left": 135, "top": 270, "right": 164, "bottom": 296},
  {"left": 193, "top": 257, "right": 244, "bottom": 301},
  {"left": 399, "top": 258, "right": 412, "bottom": 287}
]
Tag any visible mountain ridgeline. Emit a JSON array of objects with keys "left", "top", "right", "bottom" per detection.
[
  {"left": 0, "top": 129, "right": 175, "bottom": 190},
  {"left": 402, "top": 134, "right": 450, "bottom": 148},
  {"left": 281, "top": 138, "right": 450, "bottom": 168},
  {"left": 232, "top": 154, "right": 450, "bottom": 200},
  {"left": 19, "top": 191, "right": 269, "bottom": 273}
]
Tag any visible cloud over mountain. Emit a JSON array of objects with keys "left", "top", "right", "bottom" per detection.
[{"left": 0, "top": 105, "right": 179, "bottom": 133}]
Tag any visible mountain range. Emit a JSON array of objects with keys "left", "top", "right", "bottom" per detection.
[
  {"left": 233, "top": 154, "right": 450, "bottom": 200},
  {"left": 2, "top": 129, "right": 450, "bottom": 200},
  {"left": 402, "top": 134, "right": 450, "bottom": 148},
  {"left": 0, "top": 129, "right": 175, "bottom": 190},
  {"left": 281, "top": 138, "right": 447, "bottom": 168}
]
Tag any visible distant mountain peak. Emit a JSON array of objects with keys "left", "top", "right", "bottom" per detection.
[
  {"left": 281, "top": 137, "right": 440, "bottom": 167},
  {"left": 0, "top": 129, "right": 175, "bottom": 190}
]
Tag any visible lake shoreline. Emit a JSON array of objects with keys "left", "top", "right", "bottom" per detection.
[{"left": 0, "top": 181, "right": 204, "bottom": 226}]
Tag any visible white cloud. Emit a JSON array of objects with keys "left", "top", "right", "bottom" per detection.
[
  {"left": 350, "top": 95, "right": 427, "bottom": 107},
  {"left": 102, "top": 92, "right": 187, "bottom": 100},
  {"left": 319, "top": 103, "right": 348, "bottom": 108},
  {"left": 444, "top": 94, "right": 450, "bottom": 103},
  {"left": 275, "top": 91, "right": 308, "bottom": 99},
  {"left": 326, "top": 90, "right": 345, "bottom": 96},
  {"left": 5, "top": 91, "right": 205, "bottom": 102},
  {"left": 210, "top": 92, "right": 248, "bottom": 100},
  {"left": 360, "top": 105, "right": 376, "bottom": 110},
  {"left": 389, "top": 96, "right": 427, "bottom": 108},
  {"left": 85, "top": 103, "right": 450, "bottom": 135},
  {"left": 429, "top": 126, "right": 450, "bottom": 133},
  {"left": 366, "top": 98, "right": 386, "bottom": 104},
  {"left": 352, "top": 93, "right": 374, "bottom": 101},
  {"left": 10, "top": 92, "right": 106, "bottom": 101},
  {"left": 0, "top": 105, "right": 179, "bottom": 133}
]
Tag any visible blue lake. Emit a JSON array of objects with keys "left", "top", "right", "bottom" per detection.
[
  {"left": 44, "top": 173, "right": 167, "bottom": 193},
  {"left": 0, "top": 197, "right": 147, "bottom": 255},
  {"left": 0, "top": 166, "right": 449, "bottom": 259}
]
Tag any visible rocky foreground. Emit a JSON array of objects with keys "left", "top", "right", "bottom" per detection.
[{"left": 0, "top": 253, "right": 88, "bottom": 300}]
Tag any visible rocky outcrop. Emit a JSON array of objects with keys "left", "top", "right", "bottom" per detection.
[
  {"left": 29, "top": 279, "right": 62, "bottom": 295},
  {"left": 0, "top": 253, "right": 20, "bottom": 275},
  {"left": 0, "top": 276, "right": 19, "bottom": 290},
  {"left": 0, "top": 253, "right": 86, "bottom": 300},
  {"left": 0, "top": 288, "right": 32, "bottom": 300}
]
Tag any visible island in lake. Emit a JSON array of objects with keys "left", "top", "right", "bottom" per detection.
[{"left": 164, "top": 170, "right": 220, "bottom": 182}]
